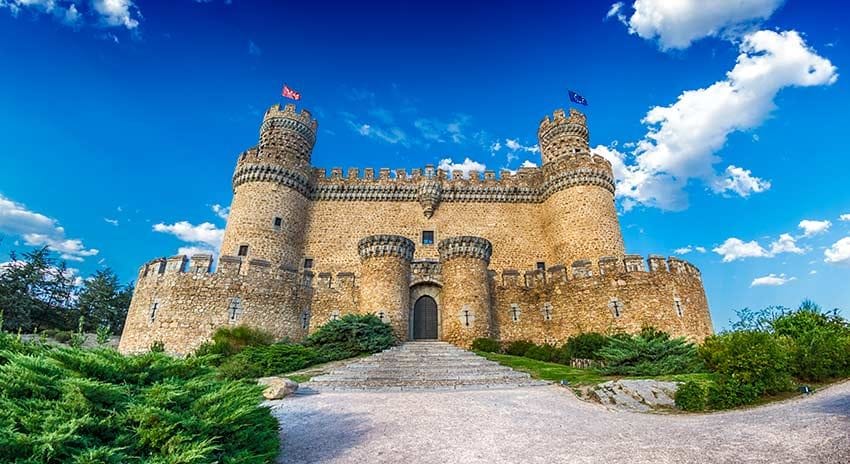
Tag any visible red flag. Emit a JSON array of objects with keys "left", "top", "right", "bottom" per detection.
[{"left": 282, "top": 84, "right": 301, "bottom": 101}]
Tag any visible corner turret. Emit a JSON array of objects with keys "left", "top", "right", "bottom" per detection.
[{"left": 538, "top": 108, "right": 590, "bottom": 165}]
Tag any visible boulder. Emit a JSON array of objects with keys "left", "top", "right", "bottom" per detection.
[
  {"left": 258, "top": 376, "right": 299, "bottom": 400},
  {"left": 591, "top": 379, "right": 679, "bottom": 412}
]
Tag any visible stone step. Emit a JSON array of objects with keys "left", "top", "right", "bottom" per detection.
[
  {"left": 304, "top": 379, "right": 548, "bottom": 391},
  {"left": 314, "top": 372, "right": 531, "bottom": 382}
]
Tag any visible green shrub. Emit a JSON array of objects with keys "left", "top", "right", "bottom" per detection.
[
  {"left": 149, "top": 340, "right": 165, "bottom": 353},
  {"left": 706, "top": 377, "right": 762, "bottom": 409},
  {"left": 0, "top": 338, "right": 279, "bottom": 463},
  {"left": 525, "top": 344, "right": 558, "bottom": 362},
  {"left": 675, "top": 381, "right": 708, "bottom": 411},
  {"left": 218, "top": 343, "right": 324, "bottom": 380},
  {"left": 306, "top": 314, "right": 395, "bottom": 356},
  {"left": 771, "top": 303, "right": 850, "bottom": 382},
  {"left": 597, "top": 327, "right": 703, "bottom": 376},
  {"left": 561, "top": 332, "right": 608, "bottom": 361},
  {"left": 50, "top": 330, "right": 72, "bottom": 343},
  {"left": 504, "top": 340, "right": 535, "bottom": 357},
  {"left": 699, "top": 330, "right": 792, "bottom": 395},
  {"left": 471, "top": 338, "right": 501, "bottom": 353},
  {"left": 195, "top": 325, "right": 275, "bottom": 360}
]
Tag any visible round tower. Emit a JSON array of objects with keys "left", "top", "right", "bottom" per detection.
[
  {"left": 538, "top": 108, "right": 625, "bottom": 270},
  {"left": 438, "top": 236, "right": 493, "bottom": 348},
  {"left": 220, "top": 104, "right": 317, "bottom": 269},
  {"left": 357, "top": 235, "right": 415, "bottom": 339}
]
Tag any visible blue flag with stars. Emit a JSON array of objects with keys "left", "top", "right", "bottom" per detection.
[{"left": 568, "top": 90, "right": 588, "bottom": 106}]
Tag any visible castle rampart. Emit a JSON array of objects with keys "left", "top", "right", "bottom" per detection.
[{"left": 119, "top": 102, "right": 713, "bottom": 355}]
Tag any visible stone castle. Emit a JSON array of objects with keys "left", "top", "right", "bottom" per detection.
[{"left": 119, "top": 103, "right": 713, "bottom": 355}]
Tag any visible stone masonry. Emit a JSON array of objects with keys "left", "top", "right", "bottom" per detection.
[{"left": 119, "top": 102, "right": 714, "bottom": 355}]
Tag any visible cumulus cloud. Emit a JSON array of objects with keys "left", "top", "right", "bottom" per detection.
[
  {"left": 798, "top": 219, "right": 831, "bottom": 237},
  {"left": 751, "top": 273, "right": 796, "bottom": 287},
  {"left": 1, "top": 0, "right": 141, "bottom": 30},
  {"left": 713, "top": 238, "right": 769, "bottom": 262},
  {"left": 437, "top": 158, "right": 486, "bottom": 178},
  {"left": 824, "top": 237, "right": 850, "bottom": 265},
  {"left": 211, "top": 204, "right": 230, "bottom": 220},
  {"left": 609, "top": 0, "right": 785, "bottom": 50},
  {"left": 519, "top": 160, "right": 538, "bottom": 168},
  {"left": 0, "top": 193, "right": 99, "bottom": 261},
  {"left": 769, "top": 233, "right": 804, "bottom": 255},
  {"left": 840, "top": 213, "right": 850, "bottom": 222},
  {"left": 152, "top": 221, "right": 223, "bottom": 251},
  {"left": 594, "top": 30, "right": 837, "bottom": 211}
]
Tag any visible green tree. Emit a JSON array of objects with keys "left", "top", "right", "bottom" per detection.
[
  {"left": 75, "top": 268, "right": 133, "bottom": 334},
  {"left": 0, "top": 247, "right": 75, "bottom": 331}
]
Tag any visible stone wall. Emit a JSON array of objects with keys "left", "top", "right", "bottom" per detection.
[
  {"left": 357, "top": 235, "right": 414, "bottom": 339},
  {"left": 118, "top": 254, "right": 309, "bottom": 355},
  {"left": 438, "top": 237, "right": 493, "bottom": 348}
]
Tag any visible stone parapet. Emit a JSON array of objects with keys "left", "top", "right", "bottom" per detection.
[
  {"left": 437, "top": 236, "right": 493, "bottom": 264},
  {"left": 357, "top": 235, "right": 416, "bottom": 261}
]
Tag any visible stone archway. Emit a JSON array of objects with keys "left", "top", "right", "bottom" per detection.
[{"left": 409, "top": 283, "right": 441, "bottom": 340}]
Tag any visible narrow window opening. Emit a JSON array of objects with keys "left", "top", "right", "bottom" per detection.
[
  {"left": 301, "top": 310, "right": 310, "bottom": 329},
  {"left": 510, "top": 304, "right": 521, "bottom": 322},
  {"left": 542, "top": 303, "right": 553, "bottom": 321},
  {"left": 609, "top": 298, "right": 622, "bottom": 318},
  {"left": 303, "top": 258, "right": 314, "bottom": 269},
  {"left": 273, "top": 217, "right": 282, "bottom": 229},
  {"left": 675, "top": 299, "right": 684, "bottom": 317},
  {"left": 421, "top": 230, "right": 435, "bottom": 245},
  {"left": 536, "top": 261, "right": 546, "bottom": 271},
  {"left": 238, "top": 245, "right": 249, "bottom": 257},
  {"left": 150, "top": 301, "right": 159, "bottom": 322},
  {"left": 228, "top": 297, "right": 242, "bottom": 322}
]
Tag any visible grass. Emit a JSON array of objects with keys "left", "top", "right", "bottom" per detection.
[
  {"left": 285, "top": 374, "right": 311, "bottom": 383},
  {"left": 478, "top": 352, "right": 717, "bottom": 386}
]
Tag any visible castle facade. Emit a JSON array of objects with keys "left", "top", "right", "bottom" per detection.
[{"left": 119, "top": 103, "right": 713, "bottom": 355}]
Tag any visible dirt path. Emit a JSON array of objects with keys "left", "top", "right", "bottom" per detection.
[{"left": 271, "top": 381, "right": 850, "bottom": 464}]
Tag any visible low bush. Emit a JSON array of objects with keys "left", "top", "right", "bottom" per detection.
[
  {"left": 699, "top": 330, "right": 792, "bottom": 396},
  {"left": 195, "top": 325, "right": 275, "bottom": 361},
  {"left": 597, "top": 327, "right": 703, "bottom": 376},
  {"left": 561, "top": 332, "right": 608, "bottom": 361},
  {"left": 675, "top": 380, "right": 708, "bottom": 411},
  {"left": 0, "top": 334, "right": 279, "bottom": 463},
  {"left": 706, "top": 377, "right": 762, "bottom": 409},
  {"left": 504, "top": 340, "right": 535, "bottom": 357},
  {"left": 305, "top": 314, "right": 395, "bottom": 358},
  {"left": 471, "top": 338, "right": 501, "bottom": 353},
  {"left": 525, "top": 343, "right": 558, "bottom": 362},
  {"left": 771, "top": 303, "right": 850, "bottom": 382},
  {"left": 219, "top": 343, "right": 324, "bottom": 380}
]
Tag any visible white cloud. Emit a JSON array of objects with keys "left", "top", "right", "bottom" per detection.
[
  {"left": 594, "top": 30, "right": 837, "bottom": 211},
  {"left": 840, "top": 213, "right": 850, "bottom": 222},
  {"left": 611, "top": 0, "right": 785, "bottom": 50},
  {"left": 414, "top": 116, "right": 469, "bottom": 144},
  {"left": 153, "top": 221, "right": 223, "bottom": 251},
  {"left": 438, "top": 158, "right": 486, "bottom": 178},
  {"left": 713, "top": 238, "right": 769, "bottom": 262},
  {"left": 809, "top": 269, "right": 817, "bottom": 275},
  {"left": 504, "top": 139, "right": 540, "bottom": 153},
  {"left": 798, "top": 219, "right": 831, "bottom": 237},
  {"left": 713, "top": 165, "right": 771, "bottom": 197},
  {"left": 0, "top": 193, "right": 98, "bottom": 261},
  {"left": 490, "top": 141, "right": 502, "bottom": 153},
  {"left": 211, "top": 204, "right": 230, "bottom": 220},
  {"left": 751, "top": 273, "right": 796, "bottom": 287},
  {"left": 103, "top": 218, "right": 119, "bottom": 226},
  {"left": 674, "top": 245, "right": 707, "bottom": 255},
  {"left": 91, "top": 0, "right": 139, "bottom": 29},
  {"left": 519, "top": 160, "right": 537, "bottom": 168},
  {"left": 824, "top": 237, "right": 850, "bottom": 265},
  {"left": 347, "top": 119, "right": 408, "bottom": 146},
  {"left": 1, "top": 0, "right": 141, "bottom": 30},
  {"left": 177, "top": 245, "right": 216, "bottom": 257},
  {"left": 769, "top": 233, "right": 804, "bottom": 255}
]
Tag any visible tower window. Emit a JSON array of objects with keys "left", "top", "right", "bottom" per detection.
[
  {"left": 422, "top": 231, "right": 435, "bottom": 245},
  {"left": 150, "top": 300, "right": 159, "bottom": 322},
  {"left": 674, "top": 298, "right": 684, "bottom": 317},
  {"left": 238, "top": 245, "right": 249, "bottom": 257},
  {"left": 608, "top": 298, "right": 622, "bottom": 318},
  {"left": 273, "top": 217, "right": 282, "bottom": 229},
  {"left": 301, "top": 310, "right": 311, "bottom": 329},
  {"left": 303, "top": 258, "right": 314, "bottom": 269},
  {"left": 228, "top": 297, "right": 243, "bottom": 322},
  {"left": 536, "top": 262, "right": 546, "bottom": 271}
]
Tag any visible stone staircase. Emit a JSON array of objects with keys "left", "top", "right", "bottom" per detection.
[{"left": 302, "top": 341, "right": 548, "bottom": 392}]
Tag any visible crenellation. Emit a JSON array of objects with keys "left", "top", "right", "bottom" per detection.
[{"left": 121, "top": 102, "right": 713, "bottom": 355}]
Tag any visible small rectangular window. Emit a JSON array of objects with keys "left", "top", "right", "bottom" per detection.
[
  {"left": 273, "top": 217, "right": 282, "bottom": 229},
  {"left": 536, "top": 261, "right": 546, "bottom": 271},
  {"left": 303, "top": 258, "right": 314, "bottom": 269},
  {"left": 422, "top": 231, "right": 435, "bottom": 245},
  {"left": 238, "top": 245, "right": 249, "bottom": 256}
]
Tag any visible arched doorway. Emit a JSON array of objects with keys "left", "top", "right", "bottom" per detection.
[{"left": 413, "top": 295, "right": 438, "bottom": 340}]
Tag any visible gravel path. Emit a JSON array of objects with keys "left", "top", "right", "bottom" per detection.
[{"left": 271, "top": 381, "right": 850, "bottom": 464}]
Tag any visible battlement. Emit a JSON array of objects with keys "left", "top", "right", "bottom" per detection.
[
  {"left": 136, "top": 254, "right": 304, "bottom": 283},
  {"left": 538, "top": 108, "right": 587, "bottom": 135},
  {"left": 498, "top": 254, "right": 701, "bottom": 289},
  {"left": 438, "top": 236, "right": 493, "bottom": 264},
  {"left": 262, "top": 103, "right": 318, "bottom": 132},
  {"left": 538, "top": 108, "right": 592, "bottom": 165},
  {"left": 358, "top": 234, "right": 416, "bottom": 261}
]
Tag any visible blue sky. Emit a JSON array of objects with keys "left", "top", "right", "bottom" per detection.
[{"left": 0, "top": 0, "right": 848, "bottom": 329}]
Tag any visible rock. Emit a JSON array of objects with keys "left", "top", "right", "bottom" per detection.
[
  {"left": 258, "top": 376, "right": 299, "bottom": 399},
  {"left": 591, "top": 380, "right": 679, "bottom": 412}
]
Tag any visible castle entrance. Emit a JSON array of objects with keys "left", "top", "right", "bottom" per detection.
[{"left": 413, "top": 295, "right": 438, "bottom": 340}]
